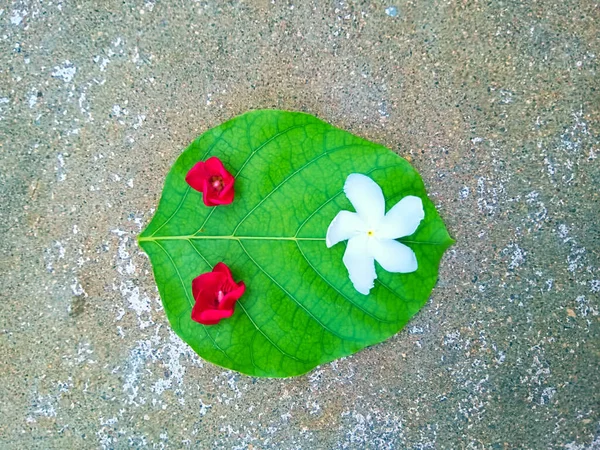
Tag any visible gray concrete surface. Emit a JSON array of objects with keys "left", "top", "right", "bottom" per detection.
[{"left": 1, "top": 0, "right": 599, "bottom": 448}]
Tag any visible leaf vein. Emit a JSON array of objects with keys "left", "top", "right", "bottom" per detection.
[
  {"left": 294, "top": 241, "right": 396, "bottom": 324},
  {"left": 152, "top": 240, "right": 233, "bottom": 362},
  {"left": 194, "top": 123, "right": 307, "bottom": 235},
  {"left": 293, "top": 166, "right": 380, "bottom": 238},
  {"left": 150, "top": 187, "right": 190, "bottom": 237},
  {"left": 187, "top": 239, "right": 306, "bottom": 364},
  {"left": 238, "top": 241, "right": 363, "bottom": 343},
  {"left": 150, "top": 133, "right": 225, "bottom": 236},
  {"left": 232, "top": 143, "right": 364, "bottom": 236}
]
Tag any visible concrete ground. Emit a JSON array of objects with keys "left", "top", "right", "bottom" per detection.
[{"left": 1, "top": 0, "right": 599, "bottom": 448}]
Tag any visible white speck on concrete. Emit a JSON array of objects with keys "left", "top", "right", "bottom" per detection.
[
  {"left": 558, "top": 224, "right": 570, "bottom": 241},
  {"left": 505, "top": 243, "right": 526, "bottom": 270},
  {"left": 199, "top": 399, "right": 212, "bottom": 415},
  {"left": 116, "top": 236, "right": 136, "bottom": 275},
  {"left": 28, "top": 394, "right": 57, "bottom": 420},
  {"left": 544, "top": 155, "right": 557, "bottom": 177},
  {"left": 561, "top": 109, "right": 589, "bottom": 153},
  {"left": 443, "top": 330, "right": 461, "bottom": 346},
  {"left": 71, "top": 278, "right": 87, "bottom": 297},
  {"left": 56, "top": 153, "right": 67, "bottom": 181},
  {"left": 576, "top": 295, "right": 598, "bottom": 317},
  {"left": 28, "top": 93, "right": 37, "bottom": 108},
  {"left": 120, "top": 282, "right": 151, "bottom": 320},
  {"left": 133, "top": 114, "right": 146, "bottom": 129},
  {"left": 123, "top": 336, "right": 159, "bottom": 404},
  {"left": 99, "top": 57, "right": 110, "bottom": 72},
  {"left": 499, "top": 88, "right": 514, "bottom": 104},
  {"left": 97, "top": 416, "right": 119, "bottom": 449},
  {"left": 476, "top": 175, "right": 506, "bottom": 216},
  {"left": 151, "top": 331, "right": 195, "bottom": 395},
  {"left": 540, "top": 386, "right": 556, "bottom": 405},
  {"left": 131, "top": 46, "right": 141, "bottom": 64},
  {"left": 112, "top": 104, "right": 122, "bottom": 117},
  {"left": 56, "top": 241, "right": 66, "bottom": 259},
  {"left": 557, "top": 224, "right": 587, "bottom": 273},
  {"left": 10, "top": 9, "right": 27, "bottom": 25},
  {"left": 51, "top": 61, "right": 77, "bottom": 83},
  {"left": 564, "top": 435, "right": 600, "bottom": 450},
  {"left": 377, "top": 101, "right": 389, "bottom": 118},
  {"left": 112, "top": 104, "right": 129, "bottom": 119},
  {"left": 385, "top": 6, "right": 398, "bottom": 17}
]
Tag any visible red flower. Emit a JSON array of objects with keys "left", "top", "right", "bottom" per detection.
[
  {"left": 185, "top": 157, "right": 235, "bottom": 206},
  {"left": 191, "top": 262, "right": 246, "bottom": 325}
]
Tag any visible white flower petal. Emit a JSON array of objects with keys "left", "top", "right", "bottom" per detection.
[
  {"left": 344, "top": 174, "right": 385, "bottom": 226},
  {"left": 326, "top": 211, "right": 366, "bottom": 248},
  {"left": 343, "top": 235, "right": 377, "bottom": 295},
  {"left": 378, "top": 195, "right": 424, "bottom": 240},
  {"left": 369, "top": 238, "right": 418, "bottom": 273}
]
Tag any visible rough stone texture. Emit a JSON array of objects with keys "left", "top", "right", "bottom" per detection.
[{"left": 1, "top": 0, "right": 598, "bottom": 448}]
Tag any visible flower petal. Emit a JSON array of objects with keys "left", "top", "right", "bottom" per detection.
[
  {"left": 185, "top": 161, "right": 209, "bottom": 193},
  {"left": 369, "top": 238, "right": 418, "bottom": 273},
  {"left": 186, "top": 157, "right": 235, "bottom": 206},
  {"left": 192, "top": 272, "right": 225, "bottom": 305},
  {"left": 204, "top": 156, "right": 226, "bottom": 173},
  {"left": 212, "top": 262, "right": 233, "bottom": 278},
  {"left": 378, "top": 195, "right": 424, "bottom": 240},
  {"left": 194, "top": 308, "right": 234, "bottom": 325},
  {"left": 326, "top": 211, "right": 366, "bottom": 248},
  {"left": 344, "top": 174, "right": 385, "bottom": 226},
  {"left": 191, "top": 262, "right": 245, "bottom": 325},
  {"left": 342, "top": 235, "right": 377, "bottom": 295},
  {"left": 216, "top": 181, "right": 235, "bottom": 204},
  {"left": 220, "top": 282, "right": 246, "bottom": 310}
]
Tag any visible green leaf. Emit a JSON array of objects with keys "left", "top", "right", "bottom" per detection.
[{"left": 138, "top": 110, "right": 453, "bottom": 377}]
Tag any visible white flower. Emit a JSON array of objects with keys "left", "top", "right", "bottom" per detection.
[{"left": 326, "top": 173, "right": 425, "bottom": 295}]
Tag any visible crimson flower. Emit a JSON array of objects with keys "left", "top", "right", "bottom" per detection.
[
  {"left": 191, "top": 262, "right": 246, "bottom": 325},
  {"left": 185, "top": 157, "right": 235, "bottom": 206}
]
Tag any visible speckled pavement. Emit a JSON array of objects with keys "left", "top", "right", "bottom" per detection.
[{"left": 1, "top": 1, "right": 598, "bottom": 448}]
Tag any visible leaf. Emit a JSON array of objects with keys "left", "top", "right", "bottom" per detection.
[{"left": 138, "top": 110, "right": 453, "bottom": 377}]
